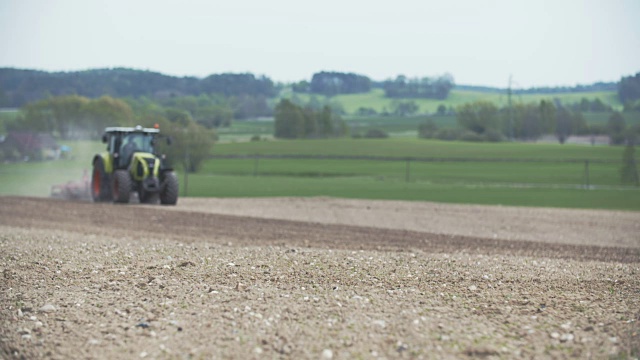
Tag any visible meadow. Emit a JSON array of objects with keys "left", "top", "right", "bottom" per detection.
[{"left": 188, "top": 138, "right": 638, "bottom": 211}]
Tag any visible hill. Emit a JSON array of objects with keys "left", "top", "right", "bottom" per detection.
[
  {"left": 0, "top": 68, "right": 276, "bottom": 107},
  {"left": 0, "top": 67, "right": 629, "bottom": 113}
]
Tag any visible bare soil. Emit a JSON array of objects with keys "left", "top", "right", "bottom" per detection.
[{"left": 0, "top": 196, "right": 638, "bottom": 359}]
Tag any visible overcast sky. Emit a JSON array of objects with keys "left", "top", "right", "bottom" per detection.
[{"left": 1, "top": 0, "right": 638, "bottom": 88}]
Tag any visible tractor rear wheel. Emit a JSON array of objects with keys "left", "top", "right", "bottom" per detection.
[
  {"left": 160, "top": 171, "right": 179, "bottom": 205},
  {"left": 112, "top": 170, "right": 132, "bottom": 203},
  {"left": 91, "top": 158, "right": 111, "bottom": 202}
]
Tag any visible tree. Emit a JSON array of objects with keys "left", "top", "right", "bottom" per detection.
[
  {"left": 82, "top": 96, "right": 133, "bottom": 137},
  {"left": 14, "top": 95, "right": 133, "bottom": 139},
  {"left": 309, "top": 72, "right": 371, "bottom": 96},
  {"left": 383, "top": 74, "right": 454, "bottom": 100},
  {"left": 274, "top": 99, "right": 305, "bottom": 139},
  {"left": 456, "top": 101, "right": 499, "bottom": 134},
  {"left": 618, "top": 72, "right": 640, "bottom": 105},
  {"left": 539, "top": 100, "right": 556, "bottom": 135},
  {"left": 392, "top": 101, "right": 419, "bottom": 116},
  {"left": 274, "top": 100, "right": 346, "bottom": 139},
  {"left": 607, "top": 112, "right": 627, "bottom": 145},
  {"left": 418, "top": 119, "right": 438, "bottom": 139},
  {"left": 153, "top": 115, "right": 216, "bottom": 173},
  {"left": 620, "top": 143, "right": 639, "bottom": 186},
  {"left": 555, "top": 107, "right": 572, "bottom": 144}
]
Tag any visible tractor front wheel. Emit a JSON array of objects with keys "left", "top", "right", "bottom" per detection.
[
  {"left": 112, "top": 170, "right": 132, "bottom": 204},
  {"left": 160, "top": 171, "right": 179, "bottom": 205}
]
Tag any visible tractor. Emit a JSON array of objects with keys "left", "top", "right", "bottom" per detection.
[{"left": 91, "top": 125, "right": 178, "bottom": 205}]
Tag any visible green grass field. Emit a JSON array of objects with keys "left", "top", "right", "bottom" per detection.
[
  {"left": 182, "top": 174, "right": 640, "bottom": 211},
  {"left": 2, "top": 127, "right": 638, "bottom": 211},
  {"left": 0, "top": 140, "right": 104, "bottom": 197},
  {"left": 212, "top": 138, "right": 625, "bottom": 161},
  {"left": 190, "top": 138, "right": 640, "bottom": 211}
]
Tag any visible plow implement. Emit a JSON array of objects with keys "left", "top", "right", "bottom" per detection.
[{"left": 50, "top": 170, "right": 91, "bottom": 201}]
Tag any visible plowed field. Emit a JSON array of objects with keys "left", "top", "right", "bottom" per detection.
[{"left": 1, "top": 196, "right": 638, "bottom": 359}]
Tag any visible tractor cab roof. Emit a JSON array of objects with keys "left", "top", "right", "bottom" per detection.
[{"left": 104, "top": 125, "right": 160, "bottom": 134}]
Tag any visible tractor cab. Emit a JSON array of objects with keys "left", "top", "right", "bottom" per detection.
[{"left": 102, "top": 126, "right": 160, "bottom": 169}]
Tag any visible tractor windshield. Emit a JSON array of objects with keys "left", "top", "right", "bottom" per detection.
[
  {"left": 120, "top": 132, "right": 153, "bottom": 166},
  {"left": 119, "top": 133, "right": 155, "bottom": 162}
]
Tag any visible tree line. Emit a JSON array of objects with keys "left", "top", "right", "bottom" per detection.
[
  {"left": 274, "top": 99, "right": 347, "bottom": 139},
  {"left": 382, "top": 74, "right": 454, "bottom": 100},
  {"left": 619, "top": 72, "right": 640, "bottom": 111},
  {"left": 0, "top": 68, "right": 276, "bottom": 107},
  {"left": 2, "top": 67, "right": 639, "bottom": 109},
  {"left": 293, "top": 72, "right": 455, "bottom": 100},
  {"left": 4, "top": 95, "right": 216, "bottom": 172},
  {"left": 419, "top": 100, "right": 639, "bottom": 145}
]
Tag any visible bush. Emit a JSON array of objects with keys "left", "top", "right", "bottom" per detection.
[
  {"left": 364, "top": 129, "right": 389, "bottom": 139},
  {"left": 483, "top": 129, "right": 504, "bottom": 142},
  {"left": 459, "top": 131, "right": 485, "bottom": 142},
  {"left": 434, "top": 128, "right": 464, "bottom": 141},
  {"left": 250, "top": 135, "right": 261, "bottom": 142},
  {"left": 418, "top": 119, "right": 438, "bottom": 139}
]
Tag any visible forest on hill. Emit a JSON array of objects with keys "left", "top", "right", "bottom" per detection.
[{"left": 1, "top": 67, "right": 637, "bottom": 109}]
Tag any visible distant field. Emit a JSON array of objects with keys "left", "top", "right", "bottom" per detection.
[
  {"left": 194, "top": 138, "right": 640, "bottom": 211},
  {"left": 0, "top": 140, "right": 103, "bottom": 197},
  {"left": 212, "top": 137, "right": 625, "bottom": 161}
]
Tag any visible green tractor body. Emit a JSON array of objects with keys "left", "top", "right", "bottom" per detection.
[{"left": 91, "top": 125, "right": 178, "bottom": 205}]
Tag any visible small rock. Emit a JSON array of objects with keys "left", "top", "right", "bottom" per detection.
[
  {"left": 235, "top": 283, "right": 247, "bottom": 291},
  {"left": 39, "top": 304, "right": 56, "bottom": 313},
  {"left": 468, "top": 285, "right": 477, "bottom": 291},
  {"left": 17, "top": 309, "right": 23, "bottom": 317},
  {"left": 254, "top": 347, "right": 263, "bottom": 355},
  {"left": 560, "top": 333, "right": 574, "bottom": 342},
  {"left": 372, "top": 320, "right": 386, "bottom": 328},
  {"left": 550, "top": 332, "right": 560, "bottom": 339},
  {"left": 609, "top": 337, "right": 617, "bottom": 343},
  {"left": 322, "top": 349, "right": 333, "bottom": 359},
  {"left": 18, "top": 328, "right": 31, "bottom": 335}
]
